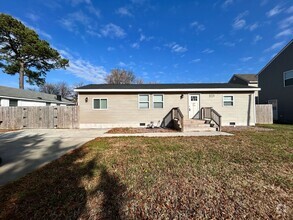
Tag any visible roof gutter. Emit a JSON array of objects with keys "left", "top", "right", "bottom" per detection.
[{"left": 74, "top": 88, "right": 261, "bottom": 92}]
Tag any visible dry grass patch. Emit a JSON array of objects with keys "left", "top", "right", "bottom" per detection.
[{"left": 0, "top": 124, "right": 292, "bottom": 219}]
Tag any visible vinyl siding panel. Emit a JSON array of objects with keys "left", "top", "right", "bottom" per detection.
[
  {"left": 258, "top": 41, "right": 293, "bottom": 123},
  {"left": 78, "top": 92, "right": 256, "bottom": 127}
]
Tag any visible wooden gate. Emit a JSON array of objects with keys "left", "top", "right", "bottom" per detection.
[
  {"left": 255, "top": 104, "right": 273, "bottom": 124},
  {"left": 0, "top": 106, "right": 79, "bottom": 129}
]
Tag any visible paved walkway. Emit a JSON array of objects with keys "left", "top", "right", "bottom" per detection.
[
  {"left": 0, "top": 129, "right": 231, "bottom": 185},
  {"left": 0, "top": 129, "right": 108, "bottom": 186}
]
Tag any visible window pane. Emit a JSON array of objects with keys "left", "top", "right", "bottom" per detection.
[
  {"left": 139, "top": 95, "right": 149, "bottom": 102},
  {"left": 9, "top": 99, "right": 18, "bottom": 107},
  {"left": 154, "top": 102, "right": 163, "bottom": 108},
  {"left": 100, "top": 99, "right": 107, "bottom": 109},
  {"left": 153, "top": 95, "right": 163, "bottom": 102},
  {"left": 223, "top": 96, "right": 233, "bottom": 102},
  {"left": 139, "top": 102, "right": 149, "bottom": 109},
  {"left": 224, "top": 101, "right": 233, "bottom": 106},
  {"left": 285, "top": 78, "right": 293, "bottom": 86},
  {"left": 285, "top": 70, "right": 293, "bottom": 80},
  {"left": 191, "top": 96, "right": 197, "bottom": 101},
  {"left": 93, "top": 99, "right": 100, "bottom": 109}
]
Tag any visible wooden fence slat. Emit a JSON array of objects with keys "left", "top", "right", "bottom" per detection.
[{"left": 0, "top": 106, "right": 79, "bottom": 129}]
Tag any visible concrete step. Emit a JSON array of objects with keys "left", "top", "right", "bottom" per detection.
[
  {"left": 183, "top": 119, "right": 217, "bottom": 132},
  {"left": 183, "top": 119, "right": 206, "bottom": 124}
]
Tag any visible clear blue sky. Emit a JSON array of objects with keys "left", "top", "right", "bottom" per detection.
[{"left": 0, "top": 0, "right": 292, "bottom": 88}]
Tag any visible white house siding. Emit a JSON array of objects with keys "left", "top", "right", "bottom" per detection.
[
  {"left": 18, "top": 100, "right": 47, "bottom": 106},
  {"left": 78, "top": 91, "right": 256, "bottom": 128},
  {"left": 200, "top": 92, "right": 256, "bottom": 126},
  {"left": 0, "top": 99, "right": 9, "bottom": 106}
]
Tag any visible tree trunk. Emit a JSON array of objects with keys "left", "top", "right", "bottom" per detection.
[{"left": 19, "top": 62, "right": 24, "bottom": 89}]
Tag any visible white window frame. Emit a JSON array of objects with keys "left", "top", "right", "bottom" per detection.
[
  {"left": 153, "top": 94, "right": 164, "bottom": 109},
  {"left": 283, "top": 70, "right": 293, "bottom": 87},
  {"left": 92, "top": 98, "right": 108, "bottom": 110},
  {"left": 223, "top": 95, "right": 234, "bottom": 107},
  {"left": 138, "top": 94, "right": 150, "bottom": 109}
]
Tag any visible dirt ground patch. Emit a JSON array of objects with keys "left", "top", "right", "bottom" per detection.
[{"left": 107, "top": 127, "right": 178, "bottom": 134}]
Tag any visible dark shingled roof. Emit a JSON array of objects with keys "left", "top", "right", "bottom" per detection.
[
  {"left": 234, "top": 74, "right": 258, "bottom": 83},
  {"left": 76, "top": 83, "right": 257, "bottom": 90},
  {"left": 0, "top": 85, "right": 74, "bottom": 104}
]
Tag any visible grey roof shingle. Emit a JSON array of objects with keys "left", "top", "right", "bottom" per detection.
[
  {"left": 0, "top": 85, "right": 73, "bottom": 104},
  {"left": 234, "top": 74, "right": 258, "bottom": 83},
  {"left": 76, "top": 83, "right": 258, "bottom": 90}
]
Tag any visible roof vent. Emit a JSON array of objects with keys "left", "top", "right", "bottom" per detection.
[{"left": 56, "top": 95, "right": 62, "bottom": 101}]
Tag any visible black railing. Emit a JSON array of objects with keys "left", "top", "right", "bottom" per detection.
[{"left": 200, "top": 107, "right": 222, "bottom": 131}]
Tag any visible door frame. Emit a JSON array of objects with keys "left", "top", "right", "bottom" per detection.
[{"left": 188, "top": 94, "right": 200, "bottom": 119}]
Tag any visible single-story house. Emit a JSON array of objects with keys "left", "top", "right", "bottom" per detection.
[
  {"left": 75, "top": 83, "right": 260, "bottom": 129},
  {"left": 258, "top": 40, "right": 293, "bottom": 123},
  {"left": 0, "top": 85, "right": 74, "bottom": 106}
]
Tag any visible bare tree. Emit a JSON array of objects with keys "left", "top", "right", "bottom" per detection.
[
  {"left": 72, "top": 82, "right": 85, "bottom": 103},
  {"left": 105, "top": 69, "right": 144, "bottom": 84},
  {"left": 39, "top": 82, "right": 72, "bottom": 100}
]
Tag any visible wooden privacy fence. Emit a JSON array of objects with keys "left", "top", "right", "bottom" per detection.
[
  {"left": 0, "top": 106, "right": 79, "bottom": 129},
  {"left": 255, "top": 104, "right": 273, "bottom": 124}
]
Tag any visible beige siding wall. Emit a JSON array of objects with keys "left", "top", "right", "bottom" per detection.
[
  {"left": 200, "top": 92, "right": 255, "bottom": 126},
  {"left": 78, "top": 92, "right": 256, "bottom": 128}
]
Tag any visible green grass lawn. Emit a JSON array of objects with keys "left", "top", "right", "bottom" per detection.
[{"left": 0, "top": 125, "right": 292, "bottom": 219}]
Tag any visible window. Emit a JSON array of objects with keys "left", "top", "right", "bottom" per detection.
[
  {"left": 93, "top": 98, "right": 108, "bottom": 109},
  {"left": 223, "top": 96, "right": 234, "bottom": 106},
  {"left": 153, "top": 94, "right": 164, "bottom": 108},
  {"left": 138, "top": 94, "right": 149, "bottom": 109},
  {"left": 191, "top": 96, "right": 197, "bottom": 101},
  {"left": 284, "top": 70, "right": 293, "bottom": 87},
  {"left": 9, "top": 99, "right": 18, "bottom": 107}
]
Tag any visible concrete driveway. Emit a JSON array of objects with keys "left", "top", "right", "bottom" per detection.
[{"left": 0, "top": 129, "right": 108, "bottom": 186}]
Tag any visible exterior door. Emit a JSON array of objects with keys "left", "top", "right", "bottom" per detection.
[
  {"left": 268, "top": 99, "right": 278, "bottom": 121},
  {"left": 188, "top": 94, "right": 200, "bottom": 119}
]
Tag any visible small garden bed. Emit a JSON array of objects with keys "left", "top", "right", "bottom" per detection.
[
  {"left": 106, "top": 127, "right": 178, "bottom": 134},
  {"left": 107, "top": 128, "right": 179, "bottom": 134}
]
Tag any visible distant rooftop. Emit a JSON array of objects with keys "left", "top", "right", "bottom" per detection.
[
  {"left": 0, "top": 85, "right": 73, "bottom": 104},
  {"left": 233, "top": 74, "right": 258, "bottom": 83}
]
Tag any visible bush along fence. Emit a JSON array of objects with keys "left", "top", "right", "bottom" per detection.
[{"left": 0, "top": 106, "right": 79, "bottom": 129}]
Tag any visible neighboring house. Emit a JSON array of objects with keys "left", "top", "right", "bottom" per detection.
[
  {"left": 229, "top": 74, "right": 258, "bottom": 102},
  {"left": 75, "top": 83, "right": 260, "bottom": 129},
  {"left": 258, "top": 40, "right": 293, "bottom": 123},
  {"left": 0, "top": 85, "right": 74, "bottom": 106}
]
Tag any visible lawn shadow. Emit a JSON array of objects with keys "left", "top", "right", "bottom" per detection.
[
  {"left": 0, "top": 131, "right": 84, "bottom": 185},
  {"left": 0, "top": 137, "right": 127, "bottom": 219},
  {"left": 96, "top": 166, "right": 127, "bottom": 220}
]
